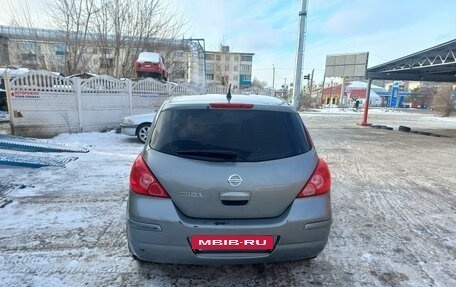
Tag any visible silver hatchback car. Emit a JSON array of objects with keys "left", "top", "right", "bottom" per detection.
[{"left": 126, "top": 93, "right": 332, "bottom": 264}]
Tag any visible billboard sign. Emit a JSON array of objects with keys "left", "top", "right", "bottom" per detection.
[{"left": 325, "top": 52, "right": 369, "bottom": 78}]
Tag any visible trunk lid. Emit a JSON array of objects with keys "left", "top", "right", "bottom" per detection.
[{"left": 144, "top": 150, "right": 318, "bottom": 219}]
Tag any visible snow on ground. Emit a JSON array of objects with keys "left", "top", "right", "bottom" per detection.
[{"left": 0, "top": 109, "right": 455, "bottom": 286}]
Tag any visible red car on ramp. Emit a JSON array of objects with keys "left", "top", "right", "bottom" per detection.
[{"left": 135, "top": 52, "right": 168, "bottom": 81}]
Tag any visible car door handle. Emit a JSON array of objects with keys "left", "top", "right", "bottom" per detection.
[
  {"left": 220, "top": 191, "right": 251, "bottom": 201},
  {"left": 220, "top": 191, "right": 250, "bottom": 206}
]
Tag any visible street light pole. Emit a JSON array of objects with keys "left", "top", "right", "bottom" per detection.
[{"left": 293, "top": 0, "right": 308, "bottom": 109}]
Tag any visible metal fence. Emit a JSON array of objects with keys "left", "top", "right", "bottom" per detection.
[{"left": 6, "top": 70, "right": 273, "bottom": 137}]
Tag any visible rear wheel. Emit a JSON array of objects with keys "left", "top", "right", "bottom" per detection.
[{"left": 136, "top": 123, "right": 151, "bottom": 143}]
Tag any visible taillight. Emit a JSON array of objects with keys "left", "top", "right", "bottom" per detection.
[
  {"left": 210, "top": 103, "right": 254, "bottom": 109},
  {"left": 130, "top": 154, "right": 170, "bottom": 198},
  {"left": 137, "top": 63, "right": 141, "bottom": 68},
  {"left": 297, "top": 159, "right": 331, "bottom": 198}
]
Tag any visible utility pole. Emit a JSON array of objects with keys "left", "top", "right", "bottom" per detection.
[
  {"left": 272, "top": 64, "right": 275, "bottom": 97},
  {"left": 292, "top": 0, "right": 308, "bottom": 109},
  {"left": 309, "top": 68, "right": 314, "bottom": 96}
]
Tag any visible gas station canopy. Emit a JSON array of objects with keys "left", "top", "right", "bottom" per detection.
[{"left": 367, "top": 39, "right": 456, "bottom": 82}]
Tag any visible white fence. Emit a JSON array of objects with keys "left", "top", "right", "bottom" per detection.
[{"left": 6, "top": 70, "right": 274, "bottom": 137}]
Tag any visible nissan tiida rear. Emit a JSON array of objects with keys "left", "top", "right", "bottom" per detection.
[{"left": 126, "top": 93, "right": 332, "bottom": 264}]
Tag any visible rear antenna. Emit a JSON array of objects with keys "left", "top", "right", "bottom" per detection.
[{"left": 226, "top": 84, "right": 232, "bottom": 103}]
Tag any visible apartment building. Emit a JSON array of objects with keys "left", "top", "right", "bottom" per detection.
[
  {"left": 0, "top": 25, "right": 205, "bottom": 84},
  {"left": 205, "top": 45, "right": 254, "bottom": 89}
]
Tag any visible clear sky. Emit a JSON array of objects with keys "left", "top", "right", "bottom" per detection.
[{"left": 1, "top": 0, "right": 456, "bottom": 87}]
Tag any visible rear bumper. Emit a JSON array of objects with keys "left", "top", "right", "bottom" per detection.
[
  {"left": 135, "top": 66, "right": 162, "bottom": 74},
  {"left": 126, "top": 193, "right": 332, "bottom": 265}
]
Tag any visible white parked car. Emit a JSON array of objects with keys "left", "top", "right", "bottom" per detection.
[{"left": 120, "top": 113, "right": 156, "bottom": 143}]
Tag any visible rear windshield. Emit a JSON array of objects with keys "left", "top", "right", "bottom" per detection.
[{"left": 150, "top": 108, "right": 311, "bottom": 162}]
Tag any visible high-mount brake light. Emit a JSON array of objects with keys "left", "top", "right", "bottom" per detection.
[
  {"left": 130, "top": 154, "right": 170, "bottom": 198},
  {"left": 210, "top": 103, "right": 254, "bottom": 109},
  {"left": 297, "top": 158, "right": 331, "bottom": 198},
  {"left": 210, "top": 84, "right": 253, "bottom": 108}
]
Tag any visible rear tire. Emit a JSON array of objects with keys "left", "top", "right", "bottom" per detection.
[{"left": 136, "top": 123, "right": 151, "bottom": 143}]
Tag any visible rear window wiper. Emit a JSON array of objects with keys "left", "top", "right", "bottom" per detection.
[{"left": 176, "top": 150, "right": 238, "bottom": 160}]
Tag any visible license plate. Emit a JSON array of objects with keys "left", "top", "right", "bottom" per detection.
[
  {"left": 145, "top": 65, "right": 151, "bottom": 67},
  {"left": 191, "top": 235, "right": 274, "bottom": 251}
]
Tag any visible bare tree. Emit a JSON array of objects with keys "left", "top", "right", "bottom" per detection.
[
  {"left": 162, "top": 42, "right": 192, "bottom": 83},
  {"left": 251, "top": 77, "right": 268, "bottom": 89},
  {"left": 6, "top": 0, "right": 36, "bottom": 28},
  {"left": 92, "top": 0, "right": 189, "bottom": 78},
  {"left": 6, "top": 0, "right": 190, "bottom": 78},
  {"left": 407, "top": 86, "right": 420, "bottom": 102},
  {"left": 49, "top": 0, "right": 100, "bottom": 75},
  {"left": 5, "top": 0, "right": 49, "bottom": 70},
  {"left": 92, "top": 0, "right": 113, "bottom": 75},
  {"left": 432, "top": 84, "right": 455, "bottom": 117}
]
